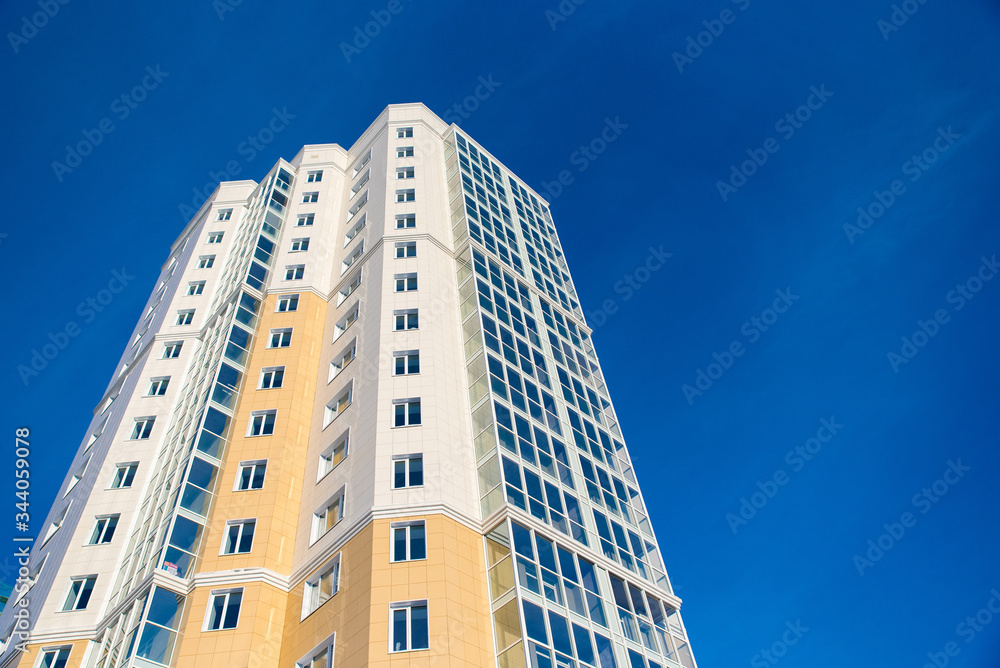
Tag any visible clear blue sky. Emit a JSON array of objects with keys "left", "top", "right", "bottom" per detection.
[{"left": 2, "top": 1, "right": 999, "bottom": 665}]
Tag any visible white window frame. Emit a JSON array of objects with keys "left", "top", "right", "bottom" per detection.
[
  {"left": 217, "top": 208, "right": 232, "bottom": 221},
  {"left": 235, "top": 460, "right": 267, "bottom": 491},
  {"left": 394, "top": 273, "right": 418, "bottom": 292},
  {"left": 301, "top": 555, "right": 342, "bottom": 619},
  {"left": 295, "top": 634, "right": 336, "bottom": 668},
  {"left": 393, "top": 309, "right": 419, "bottom": 331},
  {"left": 395, "top": 189, "right": 415, "bottom": 203},
  {"left": 41, "top": 502, "right": 71, "bottom": 547},
  {"left": 318, "top": 431, "right": 349, "bottom": 482},
  {"left": 268, "top": 328, "right": 293, "bottom": 349},
  {"left": 163, "top": 341, "right": 183, "bottom": 358},
  {"left": 311, "top": 489, "right": 345, "bottom": 543},
  {"left": 176, "top": 310, "right": 195, "bottom": 326},
  {"left": 258, "top": 366, "right": 285, "bottom": 390},
  {"left": 131, "top": 417, "right": 155, "bottom": 440},
  {"left": 352, "top": 149, "right": 371, "bottom": 177},
  {"left": 333, "top": 307, "right": 359, "bottom": 342},
  {"left": 61, "top": 575, "right": 97, "bottom": 612},
  {"left": 297, "top": 214, "right": 314, "bottom": 227},
  {"left": 276, "top": 294, "right": 299, "bottom": 312},
  {"left": 302, "top": 191, "right": 319, "bottom": 203},
  {"left": 323, "top": 384, "right": 353, "bottom": 428},
  {"left": 395, "top": 214, "right": 416, "bottom": 229},
  {"left": 110, "top": 463, "right": 138, "bottom": 489},
  {"left": 396, "top": 127, "right": 413, "bottom": 138},
  {"left": 392, "top": 454, "right": 423, "bottom": 489},
  {"left": 349, "top": 190, "right": 368, "bottom": 215},
  {"left": 396, "top": 167, "right": 415, "bottom": 180},
  {"left": 397, "top": 146, "right": 414, "bottom": 158},
  {"left": 345, "top": 213, "right": 366, "bottom": 246},
  {"left": 198, "top": 255, "right": 215, "bottom": 269},
  {"left": 207, "top": 231, "right": 224, "bottom": 244},
  {"left": 147, "top": 377, "right": 170, "bottom": 396},
  {"left": 329, "top": 341, "right": 356, "bottom": 383},
  {"left": 392, "top": 350, "right": 420, "bottom": 376},
  {"left": 392, "top": 398, "right": 422, "bottom": 428},
  {"left": 341, "top": 241, "right": 364, "bottom": 275},
  {"left": 247, "top": 410, "right": 276, "bottom": 437},
  {"left": 285, "top": 265, "right": 305, "bottom": 281},
  {"left": 307, "top": 170, "right": 323, "bottom": 183},
  {"left": 203, "top": 588, "right": 243, "bottom": 631},
  {"left": 389, "top": 600, "right": 429, "bottom": 653},
  {"left": 187, "top": 281, "right": 205, "bottom": 296},
  {"left": 88, "top": 514, "right": 120, "bottom": 545},
  {"left": 394, "top": 242, "right": 416, "bottom": 259},
  {"left": 37, "top": 647, "right": 71, "bottom": 668},
  {"left": 221, "top": 518, "right": 256, "bottom": 555},
  {"left": 351, "top": 171, "right": 370, "bottom": 197},
  {"left": 390, "top": 521, "right": 427, "bottom": 562},
  {"left": 291, "top": 237, "right": 310, "bottom": 252},
  {"left": 337, "top": 271, "right": 362, "bottom": 305}
]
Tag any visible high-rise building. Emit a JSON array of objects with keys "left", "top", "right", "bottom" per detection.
[{"left": 1, "top": 104, "right": 699, "bottom": 668}]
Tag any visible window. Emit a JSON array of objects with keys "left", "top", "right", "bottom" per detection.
[
  {"left": 338, "top": 271, "right": 362, "bottom": 305},
  {"left": 39, "top": 647, "right": 70, "bottom": 668},
  {"left": 391, "top": 521, "right": 426, "bottom": 562},
  {"left": 111, "top": 463, "right": 138, "bottom": 489},
  {"left": 390, "top": 601, "right": 428, "bottom": 652},
  {"left": 393, "top": 455, "right": 423, "bottom": 489},
  {"left": 395, "top": 242, "right": 416, "bottom": 258},
  {"left": 205, "top": 589, "right": 242, "bottom": 631},
  {"left": 297, "top": 645, "right": 334, "bottom": 668},
  {"left": 319, "top": 433, "right": 348, "bottom": 480},
  {"left": 342, "top": 241, "right": 364, "bottom": 274},
  {"left": 324, "top": 386, "right": 352, "bottom": 427},
  {"left": 131, "top": 417, "right": 155, "bottom": 440},
  {"left": 312, "top": 491, "right": 345, "bottom": 541},
  {"left": 397, "top": 127, "right": 413, "bottom": 138},
  {"left": 302, "top": 192, "right": 319, "bottom": 203},
  {"left": 394, "top": 273, "right": 417, "bottom": 292},
  {"left": 307, "top": 170, "right": 323, "bottom": 182},
  {"left": 352, "top": 149, "right": 371, "bottom": 176},
  {"left": 333, "top": 307, "right": 359, "bottom": 341},
  {"left": 65, "top": 457, "right": 89, "bottom": 495},
  {"left": 259, "top": 366, "right": 284, "bottom": 389},
  {"left": 277, "top": 294, "right": 299, "bottom": 312},
  {"left": 88, "top": 515, "right": 119, "bottom": 545},
  {"left": 345, "top": 214, "right": 366, "bottom": 245},
  {"left": 397, "top": 146, "right": 414, "bottom": 158},
  {"left": 42, "top": 503, "right": 70, "bottom": 546},
  {"left": 393, "top": 351, "right": 420, "bottom": 376},
  {"left": 297, "top": 214, "right": 314, "bottom": 227},
  {"left": 147, "top": 377, "right": 170, "bottom": 396},
  {"left": 302, "top": 555, "right": 341, "bottom": 617},
  {"left": 349, "top": 190, "right": 368, "bottom": 213},
  {"left": 291, "top": 238, "right": 310, "bottom": 252},
  {"left": 394, "top": 309, "right": 418, "bottom": 331},
  {"left": 207, "top": 232, "right": 224, "bottom": 244},
  {"left": 395, "top": 189, "right": 415, "bottom": 202},
  {"left": 393, "top": 399, "right": 421, "bottom": 427},
  {"left": 395, "top": 214, "right": 416, "bottom": 229},
  {"left": 217, "top": 208, "right": 232, "bottom": 221},
  {"left": 163, "top": 342, "right": 182, "bottom": 358},
  {"left": 285, "top": 265, "right": 305, "bottom": 280},
  {"left": 236, "top": 460, "right": 267, "bottom": 490},
  {"left": 176, "top": 310, "right": 195, "bottom": 325},
  {"left": 248, "top": 410, "right": 276, "bottom": 436},
  {"left": 268, "top": 328, "right": 292, "bottom": 348},
  {"left": 329, "top": 342, "right": 356, "bottom": 382},
  {"left": 187, "top": 281, "right": 205, "bottom": 296},
  {"left": 198, "top": 256, "right": 215, "bottom": 269},
  {"left": 222, "top": 519, "right": 256, "bottom": 554},
  {"left": 396, "top": 167, "right": 415, "bottom": 179},
  {"left": 62, "top": 576, "right": 96, "bottom": 611}
]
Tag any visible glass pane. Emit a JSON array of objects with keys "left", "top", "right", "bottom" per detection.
[
  {"left": 410, "top": 524, "right": 426, "bottom": 560},
  {"left": 392, "top": 609, "right": 408, "bottom": 651},
  {"left": 410, "top": 605, "right": 428, "bottom": 649}
]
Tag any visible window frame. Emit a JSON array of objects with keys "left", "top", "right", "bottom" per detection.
[
  {"left": 297, "top": 214, "right": 315, "bottom": 227},
  {"left": 301, "top": 555, "right": 342, "bottom": 619},
  {"left": 318, "top": 431, "right": 349, "bottom": 482},
  {"left": 395, "top": 189, "right": 415, "bottom": 203},
  {"left": 247, "top": 410, "right": 276, "bottom": 437},
  {"left": 87, "top": 514, "right": 120, "bottom": 545},
  {"left": 285, "top": 265, "right": 305, "bottom": 281},
  {"left": 60, "top": 576, "right": 97, "bottom": 612},
  {"left": 290, "top": 237, "right": 310, "bottom": 252},
  {"left": 235, "top": 460, "right": 267, "bottom": 491},
  {"left": 392, "top": 350, "right": 420, "bottom": 376},
  {"left": 392, "top": 398, "right": 422, "bottom": 428},
  {"left": 395, "top": 214, "right": 416, "bottom": 229},
  {"left": 198, "top": 255, "right": 215, "bottom": 269},
  {"left": 110, "top": 463, "right": 138, "bottom": 489},
  {"left": 393, "top": 309, "right": 419, "bottom": 331},
  {"left": 268, "top": 328, "right": 293, "bottom": 349},
  {"left": 394, "top": 242, "right": 417, "bottom": 259},
  {"left": 131, "top": 417, "right": 155, "bottom": 440},
  {"left": 147, "top": 377, "right": 170, "bottom": 396},
  {"left": 187, "top": 281, "right": 205, "bottom": 296},
  {"left": 203, "top": 588, "right": 243, "bottom": 631},
  {"left": 394, "top": 273, "right": 418, "bottom": 292},
  {"left": 389, "top": 600, "right": 429, "bottom": 653},
  {"left": 323, "top": 384, "right": 353, "bottom": 428},
  {"left": 392, "top": 454, "right": 424, "bottom": 489},
  {"left": 311, "top": 489, "right": 346, "bottom": 543},
  {"left": 276, "top": 294, "right": 299, "bottom": 312},
  {"left": 258, "top": 366, "right": 285, "bottom": 390},
  {"left": 221, "top": 518, "right": 257, "bottom": 555}
]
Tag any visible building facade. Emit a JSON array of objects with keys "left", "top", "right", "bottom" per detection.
[{"left": 0, "top": 104, "right": 699, "bottom": 668}]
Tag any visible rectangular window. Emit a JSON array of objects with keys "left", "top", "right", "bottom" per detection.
[
  {"left": 393, "top": 399, "right": 421, "bottom": 427},
  {"left": 319, "top": 433, "right": 348, "bottom": 480},
  {"left": 207, "top": 232, "right": 224, "bottom": 244},
  {"left": 393, "top": 455, "right": 423, "bottom": 489},
  {"left": 217, "top": 208, "right": 232, "bottom": 221},
  {"left": 338, "top": 271, "right": 362, "bottom": 305},
  {"left": 349, "top": 190, "right": 368, "bottom": 214},
  {"left": 390, "top": 601, "right": 429, "bottom": 652},
  {"left": 396, "top": 167, "right": 415, "bottom": 179},
  {"left": 259, "top": 366, "right": 284, "bottom": 389},
  {"left": 147, "top": 377, "right": 170, "bottom": 396},
  {"left": 88, "top": 515, "right": 119, "bottom": 545},
  {"left": 163, "top": 342, "right": 182, "bottom": 358},
  {"left": 277, "top": 294, "right": 299, "bottom": 312},
  {"left": 333, "top": 307, "right": 359, "bottom": 341},
  {"left": 268, "top": 328, "right": 292, "bottom": 348},
  {"left": 307, "top": 170, "right": 323, "bottom": 182},
  {"left": 176, "top": 310, "right": 195, "bottom": 326},
  {"left": 291, "top": 238, "right": 310, "bottom": 252},
  {"left": 131, "top": 417, "right": 155, "bottom": 440},
  {"left": 285, "top": 265, "right": 305, "bottom": 280},
  {"left": 395, "top": 214, "right": 416, "bottom": 229},
  {"left": 248, "top": 410, "right": 276, "bottom": 436},
  {"left": 236, "top": 460, "right": 267, "bottom": 490},
  {"left": 297, "top": 645, "right": 334, "bottom": 668},
  {"left": 205, "top": 589, "right": 242, "bottom": 631},
  {"left": 394, "top": 273, "right": 417, "bottom": 292},
  {"left": 394, "top": 242, "right": 416, "bottom": 258},
  {"left": 312, "top": 491, "right": 345, "bottom": 541},
  {"left": 394, "top": 309, "right": 418, "bottom": 331},
  {"left": 352, "top": 149, "right": 371, "bottom": 176},
  {"left": 391, "top": 521, "right": 426, "bottom": 562},
  {"left": 61, "top": 576, "right": 96, "bottom": 611},
  {"left": 393, "top": 351, "right": 420, "bottom": 376},
  {"left": 329, "top": 342, "right": 356, "bottom": 382},
  {"left": 39, "top": 648, "right": 71, "bottom": 668},
  {"left": 342, "top": 241, "right": 364, "bottom": 275},
  {"left": 324, "top": 387, "right": 353, "bottom": 428},
  {"left": 187, "top": 281, "right": 205, "bottom": 296},
  {"left": 397, "top": 146, "right": 414, "bottom": 158},
  {"left": 303, "top": 554, "right": 341, "bottom": 617},
  {"left": 302, "top": 192, "right": 319, "bottom": 203},
  {"left": 297, "top": 215, "right": 314, "bottom": 227},
  {"left": 198, "top": 256, "right": 215, "bottom": 269},
  {"left": 397, "top": 127, "right": 413, "bottom": 138},
  {"left": 345, "top": 214, "right": 366, "bottom": 246},
  {"left": 111, "top": 463, "right": 137, "bottom": 489},
  {"left": 222, "top": 519, "right": 256, "bottom": 554},
  {"left": 395, "top": 189, "right": 415, "bottom": 202}
]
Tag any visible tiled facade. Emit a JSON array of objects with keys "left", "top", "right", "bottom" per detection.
[{"left": 0, "top": 104, "right": 698, "bottom": 668}]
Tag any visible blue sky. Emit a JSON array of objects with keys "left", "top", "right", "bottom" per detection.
[{"left": 2, "top": 0, "right": 999, "bottom": 665}]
